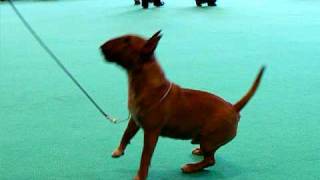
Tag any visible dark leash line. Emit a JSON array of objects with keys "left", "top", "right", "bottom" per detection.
[{"left": 7, "top": 0, "right": 125, "bottom": 124}]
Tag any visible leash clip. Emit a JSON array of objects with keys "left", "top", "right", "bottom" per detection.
[
  {"left": 105, "top": 114, "right": 131, "bottom": 124},
  {"left": 105, "top": 114, "right": 118, "bottom": 124}
]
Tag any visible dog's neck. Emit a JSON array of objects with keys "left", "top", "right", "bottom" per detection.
[
  {"left": 127, "top": 58, "right": 170, "bottom": 113},
  {"left": 127, "top": 58, "right": 168, "bottom": 94}
]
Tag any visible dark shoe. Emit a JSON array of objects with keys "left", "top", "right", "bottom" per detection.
[
  {"left": 154, "top": 1, "right": 164, "bottom": 7},
  {"left": 208, "top": 1, "right": 217, "bottom": 6}
]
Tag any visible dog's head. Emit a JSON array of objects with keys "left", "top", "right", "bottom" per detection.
[{"left": 100, "top": 31, "right": 162, "bottom": 70}]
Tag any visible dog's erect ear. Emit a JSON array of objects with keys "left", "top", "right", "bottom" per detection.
[{"left": 141, "top": 30, "right": 162, "bottom": 59}]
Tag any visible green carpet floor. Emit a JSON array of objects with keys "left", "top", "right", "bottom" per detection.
[{"left": 1, "top": 0, "right": 319, "bottom": 179}]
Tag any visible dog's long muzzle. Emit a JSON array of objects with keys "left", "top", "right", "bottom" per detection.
[{"left": 100, "top": 47, "right": 113, "bottom": 62}]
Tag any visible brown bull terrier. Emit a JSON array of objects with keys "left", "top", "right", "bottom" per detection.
[{"left": 100, "top": 31, "right": 265, "bottom": 180}]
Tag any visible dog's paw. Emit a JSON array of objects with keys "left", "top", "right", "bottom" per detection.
[
  {"left": 181, "top": 158, "right": 215, "bottom": 173},
  {"left": 111, "top": 148, "right": 124, "bottom": 158},
  {"left": 133, "top": 175, "right": 145, "bottom": 180},
  {"left": 181, "top": 164, "right": 195, "bottom": 173},
  {"left": 181, "top": 163, "right": 209, "bottom": 173},
  {"left": 192, "top": 147, "right": 203, "bottom": 155}
]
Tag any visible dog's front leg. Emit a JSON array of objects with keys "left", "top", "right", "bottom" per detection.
[
  {"left": 112, "top": 119, "right": 140, "bottom": 158},
  {"left": 134, "top": 130, "right": 160, "bottom": 180}
]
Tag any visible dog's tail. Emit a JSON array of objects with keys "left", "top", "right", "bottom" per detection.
[{"left": 233, "top": 66, "right": 266, "bottom": 112}]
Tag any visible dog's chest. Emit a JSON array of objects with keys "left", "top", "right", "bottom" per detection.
[
  {"left": 128, "top": 96, "right": 143, "bottom": 126},
  {"left": 129, "top": 108, "right": 142, "bottom": 126}
]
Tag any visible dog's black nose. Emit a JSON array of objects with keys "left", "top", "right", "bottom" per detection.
[
  {"left": 100, "top": 45, "right": 112, "bottom": 62},
  {"left": 100, "top": 40, "right": 117, "bottom": 62},
  {"left": 100, "top": 40, "right": 112, "bottom": 51}
]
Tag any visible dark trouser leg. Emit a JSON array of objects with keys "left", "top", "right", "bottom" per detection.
[
  {"left": 195, "top": 0, "right": 203, "bottom": 7},
  {"left": 142, "top": 0, "right": 149, "bottom": 8}
]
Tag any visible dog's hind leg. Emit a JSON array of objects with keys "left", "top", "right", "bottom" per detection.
[
  {"left": 112, "top": 119, "right": 140, "bottom": 158},
  {"left": 191, "top": 136, "right": 203, "bottom": 156},
  {"left": 182, "top": 155, "right": 215, "bottom": 173},
  {"left": 182, "top": 141, "right": 216, "bottom": 173},
  {"left": 192, "top": 147, "right": 203, "bottom": 155},
  {"left": 185, "top": 127, "right": 237, "bottom": 172}
]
